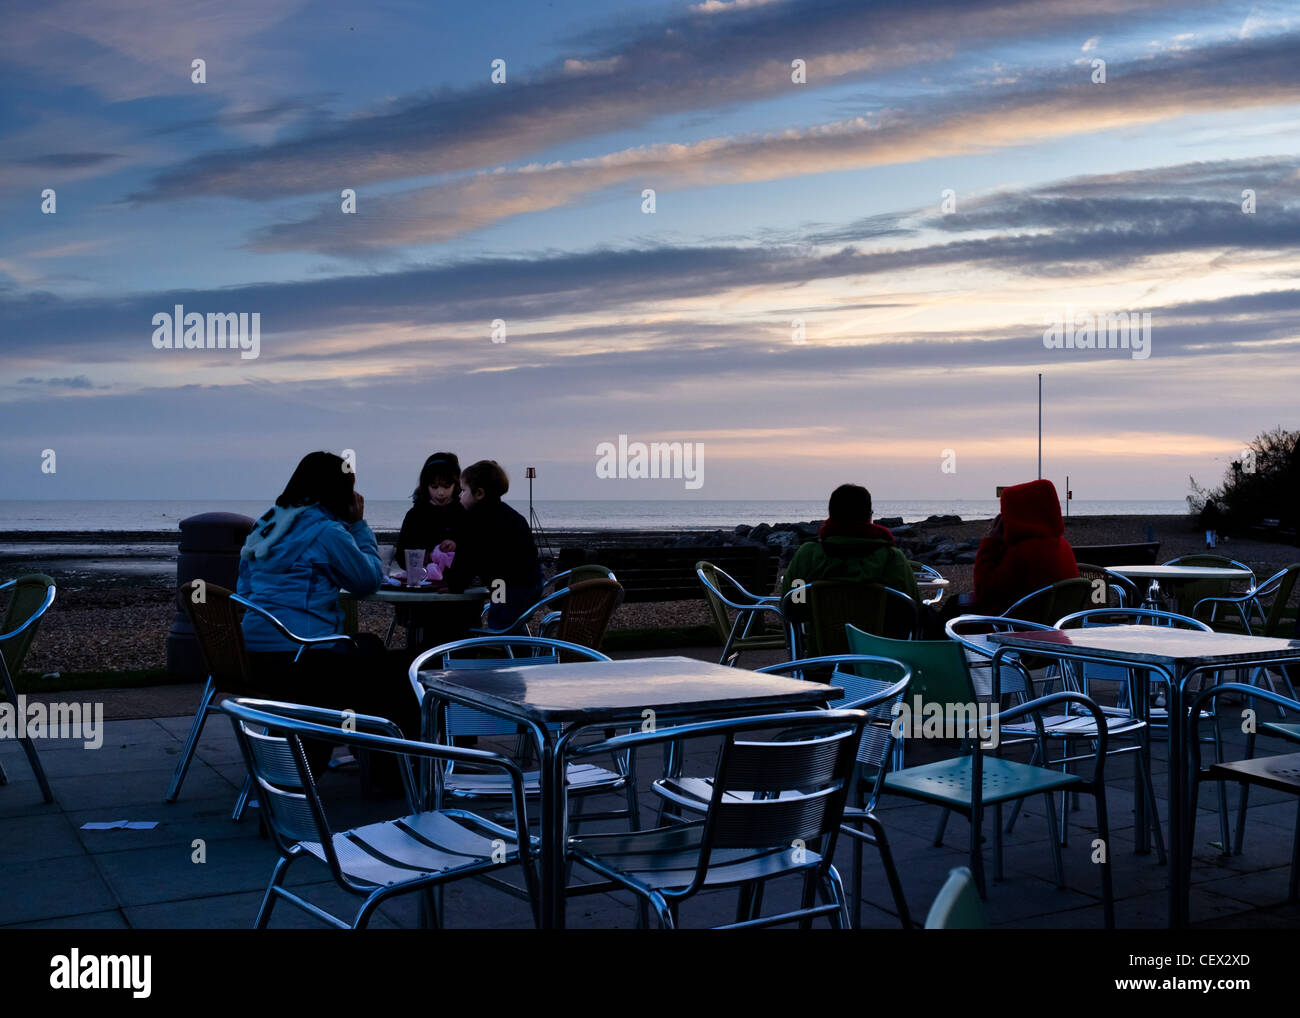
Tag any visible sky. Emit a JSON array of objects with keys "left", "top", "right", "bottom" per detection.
[{"left": 1, "top": 0, "right": 1297, "bottom": 504}]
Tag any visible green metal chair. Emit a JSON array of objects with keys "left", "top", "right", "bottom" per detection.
[
  {"left": 925, "top": 866, "right": 988, "bottom": 929},
  {"left": 845, "top": 624, "right": 1115, "bottom": 926},
  {"left": 781, "top": 580, "right": 917, "bottom": 657},
  {"left": 696, "top": 561, "right": 787, "bottom": 666},
  {"left": 0, "top": 574, "right": 57, "bottom": 802}
]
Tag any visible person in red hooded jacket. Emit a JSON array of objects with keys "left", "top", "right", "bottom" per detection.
[{"left": 972, "top": 478, "right": 1078, "bottom": 614}]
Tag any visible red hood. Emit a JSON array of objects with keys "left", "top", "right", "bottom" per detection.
[
  {"left": 999, "top": 479, "right": 1064, "bottom": 542},
  {"left": 817, "top": 519, "right": 896, "bottom": 545}
]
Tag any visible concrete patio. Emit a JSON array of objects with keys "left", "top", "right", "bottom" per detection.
[{"left": 4, "top": 648, "right": 1300, "bottom": 930}]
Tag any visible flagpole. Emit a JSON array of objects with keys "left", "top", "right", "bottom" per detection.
[{"left": 1037, "top": 373, "right": 1042, "bottom": 480}]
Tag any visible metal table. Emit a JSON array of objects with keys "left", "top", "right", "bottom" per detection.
[
  {"left": 418, "top": 655, "right": 841, "bottom": 927},
  {"left": 1108, "top": 565, "right": 1253, "bottom": 610},
  {"left": 342, "top": 585, "right": 488, "bottom": 649},
  {"left": 986, "top": 625, "right": 1300, "bottom": 927}
]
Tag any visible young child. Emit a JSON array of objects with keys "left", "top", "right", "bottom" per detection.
[
  {"left": 395, "top": 452, "right": 464, "bottom": 568},
  {"left": 443, "top": 460, "right": 543, "bottom": 629}
]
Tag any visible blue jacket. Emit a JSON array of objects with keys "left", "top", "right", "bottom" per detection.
[{"left": 236, "top": 504, "right": 384, "bottom": 652}]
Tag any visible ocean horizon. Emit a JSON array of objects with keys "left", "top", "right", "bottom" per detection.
[{"left": 0, "top": 498, "right": 1191, "bottom": 533}]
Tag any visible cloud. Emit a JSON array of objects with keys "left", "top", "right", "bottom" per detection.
[
  {"left": 250, "top": 34, "right": 1300, "bottom": 253},
  {"left": 130, "top": 0, "right": 1220, "bottom": 203}
]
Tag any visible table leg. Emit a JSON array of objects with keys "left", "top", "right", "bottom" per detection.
[
  {"left": 1132, "top": 665, "right": 1150, "bottom": 854},
  {"left": 1166, "top": 666, "right": 1185, "bottom": 928},
  {"left": 539, "top": 732, "right": 562, "bottom": 929}
]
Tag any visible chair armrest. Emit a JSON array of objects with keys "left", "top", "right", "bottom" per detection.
[
  {"left": 231, "top": 594, "right": 357, "bottom": 652},
  {"left": 0, "top": 585, "right": 55, "bottom": 642}
]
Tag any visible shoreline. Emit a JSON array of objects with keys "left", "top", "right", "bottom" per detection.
[{"left": 7, "top": 513, "right": 1293, "bottom": 679}]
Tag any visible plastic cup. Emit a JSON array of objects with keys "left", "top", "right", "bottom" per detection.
[{"left": 404, "top": 549, "right": 427, "bottom": 585}]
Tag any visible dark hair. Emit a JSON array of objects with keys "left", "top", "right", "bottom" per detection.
[
  {"left": 276, "top": 451, "right": 355, "bottom": 519},
  {"left": 462, "top": 459, "right": 509, "bottom": 499},
  {"left": 412, "top": 451, "right": 461, "bottom": 503},
  {"left": 828, "top": 483, "right": 872, "bottom": 523}
]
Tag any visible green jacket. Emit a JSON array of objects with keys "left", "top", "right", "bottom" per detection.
[{"left": 781, "top": 535, "right": 920, "bottom": 602}]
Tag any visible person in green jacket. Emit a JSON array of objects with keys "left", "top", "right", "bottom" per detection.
[{"left": 781, "top": 483, "right": 920, "bottom": 603}]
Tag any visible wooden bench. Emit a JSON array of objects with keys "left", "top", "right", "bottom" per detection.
[
  {"left": 1071, "top": 542, "right": 1161, "bottom": 567},
  {"left": 556, "top": 545, "right": 777, "bottom": 603}
]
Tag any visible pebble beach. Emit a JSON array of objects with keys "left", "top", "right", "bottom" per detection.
[{"left": 4, "top": 514, "right": 1296, "bottom": 680}]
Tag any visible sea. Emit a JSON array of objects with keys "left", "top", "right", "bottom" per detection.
[{"left": 0, "top": 498, "right": 1189, "bottom": 533}]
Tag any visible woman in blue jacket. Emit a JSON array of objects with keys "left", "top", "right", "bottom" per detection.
[{"left": 237, "top": 451, "right": 418, "bottom": 787}]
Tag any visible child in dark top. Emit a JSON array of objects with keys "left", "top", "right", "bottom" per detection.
[
  {"left": 395, "top": 452, "right": 465, "bottom": 566},
  {"left": 443, "top": 459, "right": 543, "bottom": 629}
]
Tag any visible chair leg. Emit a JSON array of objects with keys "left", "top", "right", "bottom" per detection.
[
  {"left": 165, "top": 679, "right": 216, "bottom": 803},
  {"left": 254, "top": 855, "right": 293, "bottom": 929},
  {"left": 1042, "top": 792, "right": 1066, "bottom": 889},
  {"left": 969, "top": 804, "right": 987, "bottom": 898},
  {"left": 933, "top": 807, "right": 951, "bottom": 847},
  {"left": 1094, "top": 783, "right": 1115, "bottom": 929},
  {"left": 232, "top": 774, "right": 253, "bottom": 822},
  {"left": 1212, "top": 720, "right": 1231, "bottom": 856},
  {"left": 1138, "top": 742, "right": 1167, "bottom": 865},
  {"left": 1289, "top": 799, "right": 1300, "bottom": 903},
  {"left": 849, "top": 832, "right": 864, "bottom": 928},
  {"left": 17, "top": 734, "right": 53, "bottom": 804},
  {"left": 0, "top": 758, "right": 7, "bottom": 785},
  {"left": 822, "top": 867, "right": 851, "bottom": 930},
  {"left": 861, "top": 813, "right": 913, "bottom": 929},
  {"left": 798, "top": 872, "right": 818, "bottom": 930},
  {"left": 1234, "top": 727, "right": 1258, "bottom": 855}
]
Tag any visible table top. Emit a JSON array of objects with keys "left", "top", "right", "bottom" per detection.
[
  {"left": 419, "top": 655, "right": 842, "bottom": 726},
  {"left": 987, "top": 625, "right": 1300, "bottom": 668},
  {"left": 343, "top": 585, "right": 488, "bottom": 603},
  {"left": 1108, "top": 565, "right": 1253, "bottom": 581}
]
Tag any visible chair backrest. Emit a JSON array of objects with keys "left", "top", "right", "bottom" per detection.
[
  {"left": 1004, "top": 577, "right": 1095, "bottom": 626},
  {"left": 409, "top": 636, "right": 610, "bottom": 738},
  {"left": 1255, "top": 564, "right": 1300, "bottom": 638},
  {"left": 180, "top": 580, "right": 253, "bottom": 692},
  {"left": 1162, "top": 554, "right": 1255, "bottom": 617},
  {"left": 784, "top": 581, "right": 917, "bottom": 655},
  {"left": 1055, "top": 607, "right": 1212, "bottom": 632},
  {"left": 845, "top": 625, "right": 976, "bottom": 705},
  {"left": 925, "top": 866, "right": 988, "bottom": 929},
  {"left": 696, "top": 561, "right": 733, "bottom": 640},
  {"left": 222, "top": 700, "right": 337, "bottom": 871},
  {"left": 696, "top": 713, "right": 864, "bottom": 889},
  {"left": 0, "top": 574, "right": 56, "bottom": 682},
  {"left": 943, "top": 614, "right": 1050, "bottom": 698},
  {"left": 553, "top": 578, "right": 624, "bottom": 651},
  {"left": 1074, "top": 564, "right": 1127, "bottom": 607},
  {"left": 756, "top": 655, "right": 910, "bottom": 781}
]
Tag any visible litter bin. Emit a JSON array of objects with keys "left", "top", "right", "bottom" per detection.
[{"left": 165, "top": 511, "right": 255, "bottom": 681}]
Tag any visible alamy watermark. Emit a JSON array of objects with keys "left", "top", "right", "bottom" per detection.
[
  {"left": 151, "top": 304, "right": 260, "bottom": 360},
  {"left": 595, "top": 435, "right": 704, "bottom": 490},
  {"left": 890, "top": 695, "right": 999, "bottom": 749},
  {"left": 1043, "top": 307, "right": 1151, "bottom": 360},
  {"left": 0, "top": 696, "right": 103, "bottom": 749}
]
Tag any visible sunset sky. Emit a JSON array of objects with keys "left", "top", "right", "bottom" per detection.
[{"left": 1, "top": 0, "right": 1297, "bottom": 503}]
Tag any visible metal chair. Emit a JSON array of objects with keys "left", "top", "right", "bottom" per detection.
[
  {"left": 948, "top": 614, "right": 1165, "bottom": 860},
  {"left": 696, "top": 561, "right": 787, "bottom": 666},
  {"left": 652, "top": 654, "right": 913, "bottom": 927},
  {"left": 166, "top": 581, "right": 355, "bottom": 820},
  {"left": 909, "top": 561, "right": 947, "bottom": 607},
  {"left": 1194, "top": 563, "right": 1299, "bottom": 636},
  {"left": 781, "top": 580, "right": 918, "bottom": 657},
  {"left": 222, "top": 697, "right": 538, "bottom": 928},
  {"left": 1186, "top": 683, "right": 1300, "bottom": 916},
  {"left": 536, "top": 578, "right": 624, "bottom": 653},
  {"left": 0, "top": 575, "right": 56, "bottom": 802},
  {"left": 567, "top": 709, "right": 869, "bottom": 928},
  {"left": 1161, "top": 554, "right": 1256, "bottom": 620},
  {"left": 1056, "top": 606, "right": 1231, "bottom": 854},
  {"left": 1003, "top": 577, "right": 1096, "bottom": 625},
  {"left": 408, "top": 637, "right": 639, "bottom": 830},
  {"left": 925, "top": 866, "right": 988, "bottom": 929},
  {"left": 1075, "top": 563, "right": 1135, "bottom": 607},
  {"left": 845, "top": 625, "right": 1115, "bottom": 926}
]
